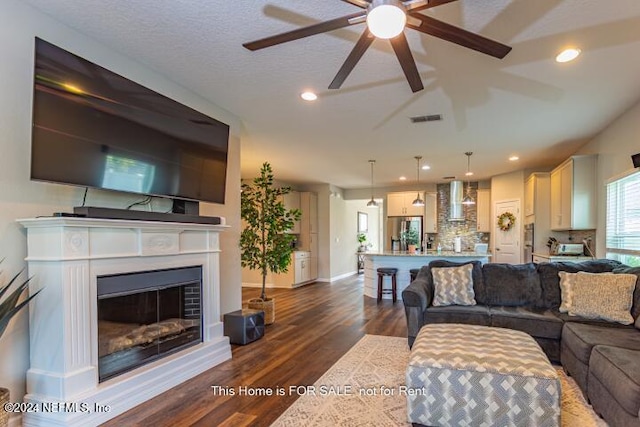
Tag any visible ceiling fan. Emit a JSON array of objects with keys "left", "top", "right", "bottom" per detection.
[{"left": 243, "top": 0, "right": 512, "bottom": 93}]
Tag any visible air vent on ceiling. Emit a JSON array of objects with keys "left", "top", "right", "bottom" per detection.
[
  {"left": 409, "top": 114, "right": 442, "bottom": 123},
  {"left": 442, "top": 176, "right": 456, "bottom": 180}
]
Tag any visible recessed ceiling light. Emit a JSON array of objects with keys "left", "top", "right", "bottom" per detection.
[
  {"left": 465, "top": 171, "right": 474, "bottom": 176},
  {"left": 300, "top": 91, "right": 318, "bottom": 101},
  {"left": 556, "top": 48, "right": 581, "bottom": 63},
  {"left": 399, "top": 176, "right": 407, "bottom": 181},
  {"left": 421, "top": 165, "right": 431, "bottom": 170},
  {"left": 509, "top": 155, "right": 520, "bottom": 161}
]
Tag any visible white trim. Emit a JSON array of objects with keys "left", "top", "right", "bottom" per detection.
[
  {"left": 606, "top": 168, "right": 640, "bottom": 185},
  {"left": 330, "top": 271, "right": 358, "bottom": 282}
]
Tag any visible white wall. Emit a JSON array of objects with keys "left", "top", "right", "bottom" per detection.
[
  {"left": 576, "top": 99, "right": 640, "bottom": 257},
  {"left": 0, "top": 0, "right": 242, "bottom": 408}
]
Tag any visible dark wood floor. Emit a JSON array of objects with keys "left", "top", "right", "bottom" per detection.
[{"left": 102, "top": 274, "right": 407, "bottom": 427}]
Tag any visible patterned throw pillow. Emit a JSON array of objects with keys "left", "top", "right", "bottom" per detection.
[
  {"left": 558, "top": 271, "right": 578, "bottom": 313},
  {"left": 431, "top": 263, "right": 476, "bottom": 306},
  {"left": 569, "top": 272, "right": 637, "bottom": 325}
]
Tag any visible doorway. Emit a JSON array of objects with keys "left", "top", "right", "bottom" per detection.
[{"left": 494, "top": 199, "right": 521, "bottom": 264}]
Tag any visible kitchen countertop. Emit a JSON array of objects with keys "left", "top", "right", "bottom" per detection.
[{"left": 362, "top": 251, "right": 491, "bottom": 257}]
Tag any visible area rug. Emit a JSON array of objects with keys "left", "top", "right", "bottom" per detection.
[{"left": 271, "top": 334, "right": 607, "bottom": 427}]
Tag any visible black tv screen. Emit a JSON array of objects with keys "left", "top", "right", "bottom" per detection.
[{"left": 31, "top": 38, "right": 229, "bottom": 204}]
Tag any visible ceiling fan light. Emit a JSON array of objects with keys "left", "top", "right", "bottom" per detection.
[{"left": 367, "top": 2, "right": 406, "bottom": 39}]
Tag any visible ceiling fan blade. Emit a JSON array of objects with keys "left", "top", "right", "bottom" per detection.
[
  {"left": 408, "top": 0, "right": 459, "bottom": 12},
  {"left": 390, "top": 33, "right": 424, "bottom": 93},
  {"left": 340, "top": 0, "right": 370, "bottom": 8},
  {"left": 407, "top": 13, "right": 512, "bottom": 58},
  {"left": 329, "top": 29, "right": 375, "bottom": 89},
  {"left": 243, "top": 12, "right": 365, "bottom": 51}
]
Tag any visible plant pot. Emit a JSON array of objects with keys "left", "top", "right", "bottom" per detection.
[
  {"left": 247, "top": 297, "right": 275, "bottom": 325},
  {"left": 408, "top": 244, "right": 417, "bottom": 254},
  {"left": 0, "top": 387, "right": 9, "bottom": 427}
]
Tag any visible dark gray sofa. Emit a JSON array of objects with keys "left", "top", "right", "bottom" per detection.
[{"left": 402, "top": 259, "right": 640, "bottom": 427}]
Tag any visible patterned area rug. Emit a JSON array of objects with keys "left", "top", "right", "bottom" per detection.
[{"left": 271, "top": 334, "right": 607, "bottom": 427}]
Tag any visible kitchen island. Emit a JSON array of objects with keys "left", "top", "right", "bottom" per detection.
[{"left": 362, "top": 251, "right": 491, "bottom": 301}]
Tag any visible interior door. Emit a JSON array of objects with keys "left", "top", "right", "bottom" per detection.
[{"left": 494, "top": 200, "right": 521, "bottom": 264}]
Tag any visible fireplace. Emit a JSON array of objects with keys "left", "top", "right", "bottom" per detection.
[
  {"left": 97, "top": 266, "right": 203, "bottom": 382},
  {"left": 18, "top": 217, "right": 232, "bottom": 427}
]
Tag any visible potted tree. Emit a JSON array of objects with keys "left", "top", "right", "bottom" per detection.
[
  {"left": 240, "top": 163, "right": 301, "bottom": 325},
  {"left": 1, "top": 264, "right": 41, "bottom": 427}
]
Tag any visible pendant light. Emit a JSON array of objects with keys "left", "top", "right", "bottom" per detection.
[
  {"left": 462, "top": 151, "right": 476, "bottom": 205},
  {"left": 411, "top": 155, "right": 425, "bottom": 207},
  {"left": 367, "top": 160, "right": 378, "bottom": 208}
]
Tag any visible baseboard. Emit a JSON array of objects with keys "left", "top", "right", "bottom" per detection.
[{"left": 330, "top": 271, "right": 358, "bottom": 282}]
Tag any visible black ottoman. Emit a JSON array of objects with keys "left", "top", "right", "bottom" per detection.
[{"left": 223, "top": 309, "right": 265, "bottom": 345}]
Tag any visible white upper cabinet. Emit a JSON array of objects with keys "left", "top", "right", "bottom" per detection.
[
  {"left": 424, "top": 192, "right": 438, "bottom": 233},
  {"left": 550, "top": 155, "right": 597, "bottom": 231},
  {"left": 387, "top": 191, "right": 425, "bottom": 216},
  {"left": 476, "top": 189, "right": 491, "bottom": 233}
]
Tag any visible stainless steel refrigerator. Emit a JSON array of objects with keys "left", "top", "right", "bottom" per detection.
[{"left": 386, "top": 216, "right": 423, "bottom": 251}]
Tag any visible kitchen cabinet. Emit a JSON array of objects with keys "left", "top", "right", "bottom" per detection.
[
  {"left": 424, "top": 192, "right": 438, "bottom": 233},
  {"left": 524, "top": 172, "right": 551, "bottom": 255},
  {"left": 476, "top": 189, "right": 491, "bottom": 232},
  {"left": 281, "top": 190, "right": 300, "bottom": 234},
  {"left": 550, "top": 155, "right": 597, "bottom": 230},
  {"left": 272, "top": 251, "right": 314, "bottom": 287},
  {"left": 298, "top": 192, "right": 318, "bottom": 280},
  {"left": 387, "top": 191, "right": 425, "bottom": 216}
]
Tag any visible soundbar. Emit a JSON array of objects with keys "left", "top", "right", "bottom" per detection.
[{"left": 72, "top": 206, "right": 223, "bottom": 225}]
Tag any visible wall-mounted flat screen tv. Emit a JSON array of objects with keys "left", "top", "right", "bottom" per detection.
[{"left": 31, "top": 38, "right": 229, "bottom": 204}]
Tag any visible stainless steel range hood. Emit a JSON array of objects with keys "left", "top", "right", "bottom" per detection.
[{"left": 449, "top": 180, "right": 465, "bottom": 221}]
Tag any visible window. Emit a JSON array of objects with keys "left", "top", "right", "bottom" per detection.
[{"left": 606, "top": 170, "right": 640, "bottom": 266}]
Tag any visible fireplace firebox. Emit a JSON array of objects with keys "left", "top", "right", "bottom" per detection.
[{"left": 97, "top": 266, "right": 203, "bottom": 382}]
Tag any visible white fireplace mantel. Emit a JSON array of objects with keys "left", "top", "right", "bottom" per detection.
[{"left": 17, "top": 217, "right": 232, "bottom": 427}]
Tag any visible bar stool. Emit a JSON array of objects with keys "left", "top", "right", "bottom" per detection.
[
  {"left": 377, "top": 267, "right": 398, "bottom": 303},
  {"left": 410, "top": 268, "right": 420, "bottom": 282}
]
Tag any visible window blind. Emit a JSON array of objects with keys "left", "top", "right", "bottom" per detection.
[{"left": 606, "top": 170, "right": 640, "bottom": 266}]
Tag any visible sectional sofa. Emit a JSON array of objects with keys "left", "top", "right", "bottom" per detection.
[{"left": 402, "top": 259, "right": 640, "bottom": 427}]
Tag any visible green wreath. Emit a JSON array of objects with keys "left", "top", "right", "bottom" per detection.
[{"left": 497, "top": 211, "right": 516, "bottom": 231}]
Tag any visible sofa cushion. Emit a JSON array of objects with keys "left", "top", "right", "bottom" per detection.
[
  {"left": 482, "top": 263, "right": 542, "bottom": 307},
  {"left": 432, "top": 263, "right": 476, "bottom": 306},
  {"left": 561, "top": 322, "right": 640, "bottom": 364},
  {"left": 613, "top": 266, "right": 640, "bottom": 319},
  {"left": 423, "top": 305, "right": 491, "bottom": 326},
  {"left": 428, "top": 260, "right": 487, "bottom": 305},
  {"left": 589, "top": 345, "right": 640, "bottom": 417},
  {"left": 537, "top": 259, "right": 624, "bottom": 309},
  {"left": 637, "top": 315, "right": 640, "bottom": 331},
  {"left": 569, "top": 272, "right": 637, "bottom": 324},
  {"left": 490, "top": 306, "right": 563, "bottom": 340}
]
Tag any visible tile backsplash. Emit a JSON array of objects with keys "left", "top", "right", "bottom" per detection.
[{"left": 431, "top": 182, "right": 489, "bottom": 252}]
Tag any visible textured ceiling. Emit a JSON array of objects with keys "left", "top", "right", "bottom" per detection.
[{"left": 23, "top": 0, "right": 640, "bottom": 189}]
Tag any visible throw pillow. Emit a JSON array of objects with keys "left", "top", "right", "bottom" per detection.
[
  {"left": 569, "top": 272, "right": 637, "bottom": 325},
  {"left": 482, "top": 263, "right": 542, "bottom": 307},
  {"left": 612, "top": 266, "right": 640, "bottom": 319},
  {"left": 558, "top": 271, "right": 578, "bottom": 313},
  {"left": 431, "top": 263, "right": 476, "bottom": 307}
]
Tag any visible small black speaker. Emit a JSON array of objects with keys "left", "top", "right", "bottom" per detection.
[
  {"left": 223, "top": 309, "right": 265, "bottom": 345},
  {"left": 633, "top": 153, "right": 640, "bottom": 168}
]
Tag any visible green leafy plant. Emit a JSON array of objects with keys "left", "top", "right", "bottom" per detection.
[
  {"left": 402, "top": 228, "right": 420, "bottom": 246},
  {"left": 357, "top": 233, "right": 367, "bottom": 244},
  {"left": 1, "top": 262, "right": 40, "bottom": 339},
  {"left": 240, "top": 163, "right": 302, "bottom": 300}
]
